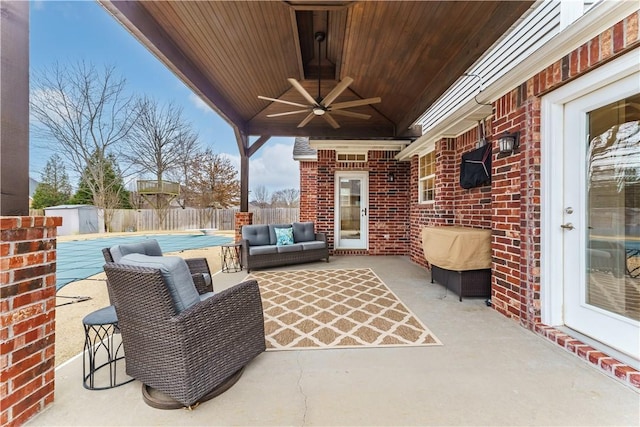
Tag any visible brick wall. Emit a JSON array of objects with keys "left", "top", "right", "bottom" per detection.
[
  {"left": 491, "top": 97, "right": 526, "bottom": 322},
  {"left": 410, "top": 139, "right": 456, "bottom": 266},
  {"left": 367, "top": 151, "right": 410, "bottom": 255},
  {"left": 300, "top": 149, "right": 410, "bottom": 255},
  {"left": 316, "top": 150, "right": 337, "bottom": 250},
  {"left": 299, "top": 161, "right": 318, "bottom": 223},
  {"left": 409, "top": 127, "right": 493, "bottom": 267},
  {"left": 234, "top": 212, "right": 253, "bottom": 242},
  {"left": 453, "top": 127, "right": 493, "bottom": 229},
  {"left": 1, "top": 216, "right": 62, "bottom": 427}
]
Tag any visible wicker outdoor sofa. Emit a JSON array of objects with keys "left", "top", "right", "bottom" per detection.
[{"left": 240, "top": 222, "right": 329, "bottom": 272}]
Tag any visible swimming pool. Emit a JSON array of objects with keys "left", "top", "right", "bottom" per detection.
[{"left": 56, "top": 234, "right": 232, "bottom": 290}]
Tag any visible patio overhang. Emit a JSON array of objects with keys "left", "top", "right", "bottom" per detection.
[
  {"left": 95, "top": 1, "right": 533, "bottom": 210},
  {"left": 98, "top": 1, "right": 533, "bottom": 141}
]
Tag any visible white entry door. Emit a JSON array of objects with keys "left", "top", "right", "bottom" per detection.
[
  {"left": 335, "top": 172, "right": 368, "bottom": 249},
  {"left": 562, "top": 73, "right": 639, "bottom": 364}
]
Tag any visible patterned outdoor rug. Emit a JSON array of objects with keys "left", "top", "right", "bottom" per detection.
[{"left": 247, "top": 268, "right": 441, "bottom": 351}]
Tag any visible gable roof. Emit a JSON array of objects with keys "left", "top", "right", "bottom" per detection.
[{"left": 293, "top": 137, "right": 317, "bottom": 161}]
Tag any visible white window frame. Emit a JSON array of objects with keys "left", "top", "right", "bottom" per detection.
[
  {"left": 337, "top": 152, "right": 367, "bottom": 162},
  {"left": 418, "top": 148, "right": 436, "bottom": 204}
]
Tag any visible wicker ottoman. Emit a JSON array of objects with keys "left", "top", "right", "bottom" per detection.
[{"left": 431, "top": 265, "right": 491, "bottom": 301}]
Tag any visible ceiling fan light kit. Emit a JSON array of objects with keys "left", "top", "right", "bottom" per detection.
[{"left": 259, "top": 31, "right": 381, "bottom": 129}]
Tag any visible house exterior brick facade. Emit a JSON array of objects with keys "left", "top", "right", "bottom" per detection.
[
  {"left": 300, "top": 148, "right": 411, "bottom": 256},
  {"left": 299, "top": 10, "right": 640, "bottom": 389}
]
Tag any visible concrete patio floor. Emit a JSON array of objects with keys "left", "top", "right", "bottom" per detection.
[{"left": 28, "top": 256, "right": 639, "bottom": 426}]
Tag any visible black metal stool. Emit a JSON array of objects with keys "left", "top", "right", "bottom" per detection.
[
  {"left": 82, "top": 305, "right": 133, "bottom": 390},
  {"left": 221, "top": 242, "right": 242, "bottom": 273}
]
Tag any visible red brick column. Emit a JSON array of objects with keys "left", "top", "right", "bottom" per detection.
[
  {"left": 1, "top": 216, "right": 62, "bottom": 427},
  {"left": 299, "top": 161, "right": 318, "bottom": 223},
  {"left": 234, "top": 212, "right": 253, "bottom": 242},
  {"left": 491, "top": 91, "right": 525, "bottom": 321},
  {"left": 316, "top": 150, "right": 336, "bottom": 250}
]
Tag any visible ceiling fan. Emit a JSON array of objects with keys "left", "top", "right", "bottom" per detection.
[{"left": 258, "top": 32, "right": 381, "bottom": 129}]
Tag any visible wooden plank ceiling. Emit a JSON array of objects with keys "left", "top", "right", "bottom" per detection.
[{"left": 100, "top": 1, "right": 533, "bottom": 140}]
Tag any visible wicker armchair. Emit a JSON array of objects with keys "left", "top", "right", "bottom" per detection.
[
  {"left": 103, "top": 262, "right": 266, "bottom": 408},
  {"left": 102, "top": 239, "right": 213, "bottom": 295}
]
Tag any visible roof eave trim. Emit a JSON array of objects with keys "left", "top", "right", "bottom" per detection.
[
  {"left": 309, "top": 139, "right": 410, "bottom": 152},
  {"left": 293, "top": 154, "right": 318, "bottom": 162}
]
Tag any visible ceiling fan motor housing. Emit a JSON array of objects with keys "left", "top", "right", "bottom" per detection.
[{"left": 313, "top": 106, "right": 326, "bottom": 116}]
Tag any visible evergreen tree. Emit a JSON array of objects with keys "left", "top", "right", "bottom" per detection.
[
  {"left": 71, "top": 153, "right": 132, "bottom": 209},
  {"left": 31, "top": 154, "right": 72, "bottom": 209}
]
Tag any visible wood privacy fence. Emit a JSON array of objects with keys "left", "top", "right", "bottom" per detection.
[
  {"left": 30, "top": 207, "right": 300, "bottom": 232},
  {"left": 100, "top": 208, "right": 299, "bottom": 232}
]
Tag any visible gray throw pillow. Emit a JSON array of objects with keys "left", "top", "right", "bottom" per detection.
[
  {"left": 293, "top": 222, "right": 315, "bottom": 243},
  {"left": 119, "top": 253, "right": 200, "bottom": 313},
  {"left": 241, "top": 225, "right": 270, "bottom": 246}
]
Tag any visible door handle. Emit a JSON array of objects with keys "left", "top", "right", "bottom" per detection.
[
  {"left": 362, "top": 208, "right": 367, "bottom": 216},
  {"left": 560, "top": 223, "right": 574, "bottom": 230}
]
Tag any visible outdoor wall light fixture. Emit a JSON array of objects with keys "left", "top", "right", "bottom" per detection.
[
  {"left": 388, "top": 172, "right": 395, "bottom": 182},
  {"left": 498, "top": 131, "right": 520, "bottom": 155}
]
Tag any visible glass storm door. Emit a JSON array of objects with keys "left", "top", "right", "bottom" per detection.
[
  {"left": 335, "top": 172, "right": 368, "bottom": 249},
  {"left": 563, "top": 76, "right": 639, "bottom": 364}
]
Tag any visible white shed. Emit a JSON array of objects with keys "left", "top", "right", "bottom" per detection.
[{"left": 44, "top": 205, "right": 102, "bottom": 236}]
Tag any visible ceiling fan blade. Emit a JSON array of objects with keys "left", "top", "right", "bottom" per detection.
[
  {"left": 267, "top": 109, "right": 310, "bottom": 118},
  {"left": 297, "top": 112, "right": 316, "bottom": 128},
  {"left": 322, "top": 113, "right": 340, "bottom": 129},
  {"left": 329, "top": 109, "right": 371, "bottom": 120},
  {"left": 321, "top": 76, "right": 354, "bottom": 107},
  {"left": 330, "top": 97, "right": 382, "bottom": 110},
  {"left": 258, "top": 95, "right": 308, "bottom": 108},
  {"left": 288, "top": 78, "right": 318, "bottom": 106}
]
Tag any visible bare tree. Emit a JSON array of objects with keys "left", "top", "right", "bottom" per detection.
[
  {"left": 30, "top": 61, "right": 139, "bottom": 228},
  {"left": 187, "top": 149, "right": 240, "bottom": 227},
  {"left": 125, "top": 97, "right": 199, "bottom": 228},
  {"left": 271, "top": 188, "right": 300, "bottom": 207},
  {"left": 252, "top": 185, "right": 271, "bottom": 208},
  {"left": 126, "top": 97, "right": 199, "bottom": 179},
  {"left": 166, "top": 137, "right": 201, "bottom": 204}
]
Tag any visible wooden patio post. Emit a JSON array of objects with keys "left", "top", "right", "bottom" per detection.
[
  {"left": 233, "top": 129, "right": 272, "bottom": 213},
  {"left": 1, "top": 0, "right": 29, "bottom": 216},
  {"left": 234, "top": 128, "right": 250, "bottom": 213}
]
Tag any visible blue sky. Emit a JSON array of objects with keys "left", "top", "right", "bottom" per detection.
[{"left": 29, "top": 0, "right": 299, "bottom": 193}]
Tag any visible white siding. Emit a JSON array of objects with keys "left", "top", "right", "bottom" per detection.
[{"left": 415, "top": 1, "right": 561, "bottom": 133}]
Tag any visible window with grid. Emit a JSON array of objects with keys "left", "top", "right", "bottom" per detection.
[
  {"left": 419, "top": 151, "right": 435, "bottom": 203},
  {"left": 337, "top": 153, "right": 367, "bottom": 162}
]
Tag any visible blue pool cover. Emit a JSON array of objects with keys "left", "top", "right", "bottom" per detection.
[{"left": 56, "top": 234, "right": 232, "bottom": 291}]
